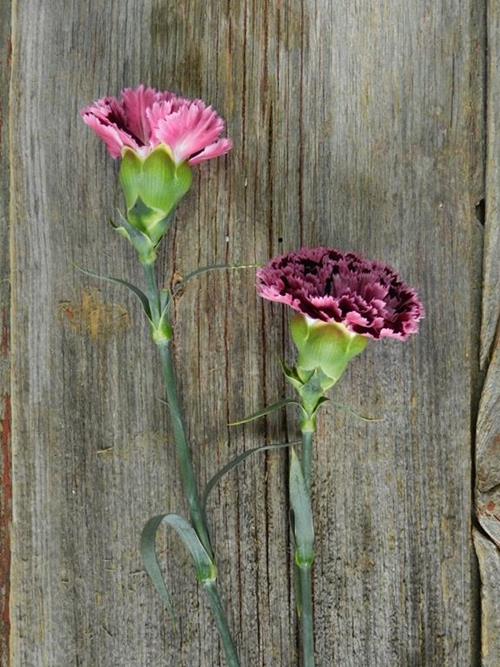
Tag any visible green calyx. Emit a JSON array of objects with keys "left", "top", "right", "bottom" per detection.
[
  {"left": 290, "top": 314, "right": 367, "bottom": 388},
  {"left": 286, "top": 314, "right": 368, "bottom": 426},
  {"left": 115, "top": 146, "right": 193, "bottom": 263}
]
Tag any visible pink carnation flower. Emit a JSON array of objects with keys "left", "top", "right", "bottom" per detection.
[
  {"left": 81, "top": 85, "right": 232, "bottom": 165},
  {"left": 257, "top": 247, "right": 424, "bottom": 341}
]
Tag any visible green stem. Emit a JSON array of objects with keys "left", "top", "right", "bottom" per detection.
[
  {"left": 143, "top": 262, "right": 240, "bottom": 665},
  {"left": 159, "top": 341, "right": 213, "bottom": 558},
  {"left": 296, "top": 428, "right": 316, "bottom": 666},
  {"left": 298, "top": 564, "right": 315, "bottom": 667},
  {"left": 159, "top": 346, "right": 241, "bottom": 665},
  {"left": 142, "top": 262, "right": 212, "bottom": 556},
  {"left": 143, "top": 262, "right": 161, "bottom": 323},
  {"left": 204, "top": 582, "right": 240, "bottom": 667}
]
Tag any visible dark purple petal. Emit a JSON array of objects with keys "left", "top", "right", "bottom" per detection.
[{"left": 257, "top": 247, "right": 424, "bottom": 341}]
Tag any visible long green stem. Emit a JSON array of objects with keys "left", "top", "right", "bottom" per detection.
[
  {"left": 296, "top": 428, "right": 316, "bottom": 666},
  {"left": 159, "top": 342, "right": 213, "bottom": 556},
  {"left": 298, "top": 564, "right": 315, "bottom": 667},
  {"left": 142, "top": 263, "right": 211, "bottom": 553},
  {"left": 143, "top": 262, "right": 239, "bottom": 665},
  {"left": 204, "top": 582, "right": 240, "bottom": 667}
]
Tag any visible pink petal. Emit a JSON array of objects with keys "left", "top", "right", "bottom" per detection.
[
  {"left": 188, "top": 138, "right": 233, "bottom": 165},
  {"left": 151, "top": 101, "right": 229, "bottom": 164},
  {"left": 82, "top": 88, "right": 232, "bottom": 166},
  {"left": 121, "top": 85, "right": 163, "bottom": 144},
  {"left": 81, "top": 112, "right": 139, "bottom": 158}
]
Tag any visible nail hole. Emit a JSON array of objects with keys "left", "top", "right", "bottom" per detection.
[
  {"left": 475, "top": 199, "right": 485, "bottom": 226},
  {"left": 278, "top": 237, "right": 283, "bottom": 243}
]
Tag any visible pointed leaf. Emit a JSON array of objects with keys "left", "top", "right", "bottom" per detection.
[
  {"left": 140, "top": 515, "right": 176, "bottom": 618},
  {"left": 228, "top": 397, "right": 298, "bottom": 426},
  {"left": 115, "top": 209, "right": 156, "bottom": 261},
  {"left": 281, "top": 359, "right": 307, "bottom": 391},
  {"left": 289, "top": 448, "right": 314, "bottom": 567},
  {"left": 311, "top": 396, "right": 329, "bottom": 416},
  {"left": 331, "top": 402, "right": 384, "bottom": 422},
  {"left": 202, "top": 440, "right": 300, "bottom": 510},
  {"left": 173, "top": 263, "right": 260, "bottom": 295},
  {"left": 75, "top": 264, "right": 152, "bottom": 321},
  {"left": 141, "top": 513, "right": 216, "bottom": 621},
  {"left": 159, "top": 288, "right": 171, "bottom": 312}
]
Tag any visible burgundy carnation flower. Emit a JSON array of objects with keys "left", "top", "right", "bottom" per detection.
[
  {"left": 81, "top": 85, "right": 232, "bottom": 165},
  {"left": 257, "top": 247, "right": 424, "bottom": 341}
]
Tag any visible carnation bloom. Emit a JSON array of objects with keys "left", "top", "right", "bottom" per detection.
[
  {"left": 257, "top": 247, "right": 424, "bottom": 341},
  {"left": 80, "top": 85, "right": 232, "bottom": 165}
]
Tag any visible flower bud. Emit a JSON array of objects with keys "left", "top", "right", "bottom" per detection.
[
  {"left": 117, "top": 146, "right": 192, "bottom": 263},
  {"left": 290, "top": 313, "right": 367, "bottom": 390}
]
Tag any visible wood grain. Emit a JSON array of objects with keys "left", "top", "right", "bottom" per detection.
[
  {"left": 7, "top": 1, "right": 487, "bottom": 666},
  {"left": 474, "top": 2, "right": 500, "bottom": 664},
  {"left": 293, "top": 3, "right": 484, "bottom": 665},
  {"left": 473, "top": 531, "right": 500, "bottom": 667},
  {"left": 0, "top": 0, "right": 11, "bottom": 663}
]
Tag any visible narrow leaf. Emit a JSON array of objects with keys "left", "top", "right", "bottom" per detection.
[
  {"left": 162, "top": 514, "right": 216, "bottom": 583},
  {"left": 159, "top": 288, "right": 171, "bottom": 313},
  {"left": 115, "top": 209, "right": 152, "bottom": 249},
  {"left": 289, "top": 448, "right": 314, "bottom": 566},
  {"left": 141, "top": 513, "right": 216, "bottom": 621},
  {"left": 331, "top": 402, "right": 384, "bottom": 422},
  {"left": 140, "top": 515, "right": 176, "bottom": 618},
  {"left": 75, "top": 264, "right": 152, "bottom": 321},
  {"left": 202, "top": 440, "right": 300, "bottom": 510},
  {"left": 280, "top": 359, "right": 305, "bottom": 391},
  {"left": 173, "top": 263, "right": 260, "bottom": 295},
  {"left": 228, "top": 397, "right": 298, "bottom": 426}
]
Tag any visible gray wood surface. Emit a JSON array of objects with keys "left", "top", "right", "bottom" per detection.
[
  {"left": 474, "top": 532, "right": 500, "bottom": 667},
  {"left": 0, "top": 0, "right": 11, "bottom": 663},
  {"left": 474, "top": 1, "right": 500, "bottom": 663},
  {"left": 3, "top": 0, "right": 494, "bottom": 665}
]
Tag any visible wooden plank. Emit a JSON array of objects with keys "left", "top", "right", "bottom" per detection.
[
  {"left": 0, "top": 0, "right": 11, "bottom": 663},
  {"left": 8, "top": 1, "right": 483, "bottom": 666},
  {"left": 294, "top": 2, "right": 484, "bottom": 663},
  {"left": 474, "top": 2, "right": 500, "bottom": 664},
  {"left": 473, "top": 531, "right": 500, "bottom": 667},
  {"left": 476, "top": 336, "right": 500, "bottom": 547},
  {"left": 482, "top": 1, "right": 500, "bottom": 369}
]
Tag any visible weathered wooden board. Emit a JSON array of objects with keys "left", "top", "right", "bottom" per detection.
[
  {"left": 474, "top": 1, "right": 500, "bottom": 664},
  {"left": 474, "top": 532, "right": 500, "bottom": 667},
  {"left": 6, "top": 1, "right": 487, "bottom": 666},
  {"left": 0, "top": 0, "right": 11, "bottom": 663}
]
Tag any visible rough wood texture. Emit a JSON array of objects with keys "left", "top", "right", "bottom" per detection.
[
  {"left": 473, "top": 532, "right": 500, "bottom": 667},
  {"left": 6, "top": 1, "right": 489, "bottom": 666},
  {"left": 0, "top": 0, "right": 12, "bottom": 663},
  {"left": 474, "top": 1, "right": 500, "bottom": 663}
]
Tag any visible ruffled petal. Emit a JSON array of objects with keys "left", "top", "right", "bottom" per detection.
[
  {"left": 120, "top": 85, "right": 162, "bottom": 144},
  {"left": 188, "top": 138, "right": 233, "bottom": 165},
  {"left": 151, "top": 101, "right": 229, "bottom": 164},
  {"left": 257, "top": 247, "right": 424, "bottom": 341},
  {"left": 82, "top": 87, "right": 232, "bottom": 166},
  {"left": 81, "top": 111, "right": 139, "bottom": 158}
]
